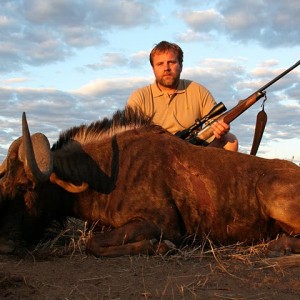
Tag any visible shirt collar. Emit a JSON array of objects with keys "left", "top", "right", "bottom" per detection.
[{"left": 151, "top": 79, "right": 186, "bottom": 98}]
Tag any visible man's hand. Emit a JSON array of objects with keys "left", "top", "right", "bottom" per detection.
[{"left": 211, "top": 120, "right": 230, "bottom": 139}]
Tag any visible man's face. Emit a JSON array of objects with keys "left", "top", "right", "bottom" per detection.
[{"left": 152, "top": 50, "right": 182, "bottom": 90}]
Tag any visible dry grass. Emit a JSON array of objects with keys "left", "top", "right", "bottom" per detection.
[
  {"left": 30, "top": 217, "right": 271, "bottom": 263},
  {"left": 3, "top": 220, "right": 300, "bottom": 300},
  {"left": 27, "top": 217, "right": 300, "bottom": 276},
  {"left": 29, "top": 218, "right": 89, "bottom": 257}
]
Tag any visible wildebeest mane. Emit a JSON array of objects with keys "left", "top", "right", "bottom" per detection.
[{"left": 51, "top": 107, "right": 154, "bottom": 150}]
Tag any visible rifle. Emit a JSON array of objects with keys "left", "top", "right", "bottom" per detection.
[
  {"left": 175, "top": 102, "right": 227, "bottom": 140},
  {"left": 176, "top": 60, "right": 300, "bottom": 146}
]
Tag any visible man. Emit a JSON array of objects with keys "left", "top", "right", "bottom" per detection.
[{"left": 127, "top": 41, "right": 238, "bottom": 151}]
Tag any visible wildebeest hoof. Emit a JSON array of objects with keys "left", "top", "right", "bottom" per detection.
[
  {"left": 149, "top": 238, "right": 158, "bottom": 245},
  {"left": 0, "top": 239, "right": 15, "bottom": 254},
  {"left": 163, "top": 239, "right": 177, "bottom": 250},
  {"left": 150, "top": 239, "right": 177, "bottom": 255}
]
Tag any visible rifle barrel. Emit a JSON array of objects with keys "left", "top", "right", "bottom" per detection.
[{"left": 257, "top": 60, "right": 300, "bottom": 93}]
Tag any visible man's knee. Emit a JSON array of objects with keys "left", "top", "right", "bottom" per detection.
[
  {"left": 209, "top": 132, "right": 238, "bottom": 152},
  {"left": 224, "top": 133, "right": 238, "bottom": 151}
]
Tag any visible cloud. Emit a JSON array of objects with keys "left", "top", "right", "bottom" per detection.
[
  {"left": 86, "top": 0, "right": 158, "bottom": 27},
  {"left": 0, "top": 0, "right": 159, "bottom": 73},
  {"left": 1, "top": 77, "right": 31, "bottom": 85},
  {"left": 84, "top": 51, "right": 149, "bottom": 70},
  {"left": 129, "top": 51, "right": 149, "bottom": 68},
  {"left": 179, "top": 0, "right": 300, "bottom": 48},
  {"left": 73, "top": 77, "right": 151, "bottom": 97},
  {"left": 0, "top": 74, "right": 154, "bottom": 162},
  {"left": 176, "top": 29, "right": 213, "bottom": 43},
  {"left": 182, "top": 58, "right": 246, "bottom": 105},
  {"left": 180, "top": 9, "right": 223, "bottom": 32},
  {"left": 85, "top": 53, "right": 129, "bottom": 70}
]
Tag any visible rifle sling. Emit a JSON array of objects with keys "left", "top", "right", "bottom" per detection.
[{"left": 250, "top": 109, "right": 267, "bottom": 156}]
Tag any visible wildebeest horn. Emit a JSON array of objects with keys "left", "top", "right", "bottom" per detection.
[{"left": 19, "top": 112, "right": 53, "bottom": 182}]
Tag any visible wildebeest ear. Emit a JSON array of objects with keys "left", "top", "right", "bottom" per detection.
[
  {"left": 49, "top": 172, "right": 89, "bottom": 193},
  {"left": 0, "top": 137, "right": 22, "bottom": 175}
]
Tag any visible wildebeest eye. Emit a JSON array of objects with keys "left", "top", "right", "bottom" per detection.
[{"left": 15, "top": 186, "right": 24, "bottom": 193}]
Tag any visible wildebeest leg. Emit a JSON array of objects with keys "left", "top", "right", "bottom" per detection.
[
  {"left": 267, "top": 235, "right": 300, "bottom": 257},
  {"left": 87, "top": 239, "right": 173, "bottom": 257},
  {"left": 86, "top": 219, "right": 175, "bottom": 257},
  {"left": 256, "top": 169, "right": 300, "bottom": 256}
]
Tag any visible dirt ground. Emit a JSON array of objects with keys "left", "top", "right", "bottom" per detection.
[{"left": 1, "top": 221, "right": 300, "bottom": 300}]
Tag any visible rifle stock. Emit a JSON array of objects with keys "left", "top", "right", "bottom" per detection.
[{"left": 190, "top": 60, "right": 300, "bottom": 146}]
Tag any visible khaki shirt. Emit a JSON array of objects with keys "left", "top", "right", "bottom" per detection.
[{"left": 127, "top": 79, "right": 217, "bottom": 134}]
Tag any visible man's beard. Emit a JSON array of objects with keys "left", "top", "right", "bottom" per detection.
[{"left": 158, "top": 74, "right": 179, "bottom": 88}]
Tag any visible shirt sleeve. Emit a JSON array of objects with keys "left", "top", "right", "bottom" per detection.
[{"left": 127, "top": 89, "right": 144, "bottom": 109}]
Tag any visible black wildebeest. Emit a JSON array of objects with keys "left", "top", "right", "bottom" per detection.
[{"left": 0, "top": 109, "right": 300, "bottom": 257}]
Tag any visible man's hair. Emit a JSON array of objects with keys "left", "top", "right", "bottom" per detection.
[{"left": 149, "top": 41, "right": 184, "bottom": 67}]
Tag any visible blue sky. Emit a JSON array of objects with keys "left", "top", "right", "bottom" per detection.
[{"left": 1, "top": 0, "right": 300, "bottom": 164}]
